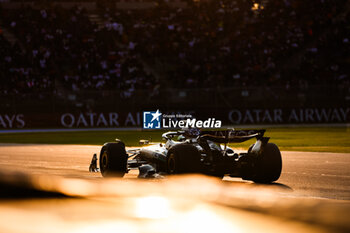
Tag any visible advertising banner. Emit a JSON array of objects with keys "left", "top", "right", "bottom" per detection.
[{"left": 0, "top": 107, "right": 349, "bottom": 129}]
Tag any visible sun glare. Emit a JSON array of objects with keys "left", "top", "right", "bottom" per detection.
[
  {"left": 177, "top": 206, "right": 242, "bottom": 233},
  {"left": 135, "top": 196, "right": 172, "bottom": 219}
]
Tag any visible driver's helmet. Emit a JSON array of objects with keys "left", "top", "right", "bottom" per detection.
[{"left": 183, "top": 127, "right": 201, "bottom": 138}]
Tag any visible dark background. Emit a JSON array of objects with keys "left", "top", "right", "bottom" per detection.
[{"left": 0, "top": 0, "right": 349, "bottom": 128}]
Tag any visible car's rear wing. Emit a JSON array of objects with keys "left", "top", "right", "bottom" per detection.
[{"left": 200, "top": 129, "right": 266, "bottom": 143}]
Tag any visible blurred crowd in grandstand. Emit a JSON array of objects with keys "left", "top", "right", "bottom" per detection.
[{"left": 0, "top": 0, "right": 349, "bottom": 97}]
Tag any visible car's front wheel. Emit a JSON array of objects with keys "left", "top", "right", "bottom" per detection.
[{"left": 100, "top": 142, "right": 128, "bottom": 177}]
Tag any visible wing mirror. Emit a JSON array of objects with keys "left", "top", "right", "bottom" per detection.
[{"left": 177, "top": 135, "right": 186, "bottom": 142}]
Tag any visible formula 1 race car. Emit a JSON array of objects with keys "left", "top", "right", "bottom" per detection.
[{"left": 90, "top": 129, "right": 282, "bottom": 183}]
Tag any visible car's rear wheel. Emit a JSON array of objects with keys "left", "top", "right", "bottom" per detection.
[
  {"left": 167, "top": 144, "right": 201, "bottom": 174},
  {"left": 100, "top": 142, "right": 128, "bottom": 177},
  {"left": 253, "top": 143, "right": 282, "bottom": 183}
]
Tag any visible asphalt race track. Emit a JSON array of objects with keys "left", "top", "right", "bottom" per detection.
[{"left": 0, "top": 144, "right": 349, "bottom": 233}]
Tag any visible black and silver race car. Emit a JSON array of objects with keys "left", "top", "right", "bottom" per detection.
[{"left": 90, "top": 129, "right": 282, "bottom": 183}]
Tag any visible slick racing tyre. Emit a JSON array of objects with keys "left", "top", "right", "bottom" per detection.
[
  {"left": 167, "top": 144, "right": 201, "bottom": 174},
  {"left": 100, "top": 142, "right": 128, "bottom": 177},
  {"left": 253, "top": 143, "right": 282, "bottom": 183}
]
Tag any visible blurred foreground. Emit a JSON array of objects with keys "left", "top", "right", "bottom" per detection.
[
  {"left": 1, "top": 170, "right": 350, "bottom": 233},
  {"left": 0, "top": 144, "right": 349, "bottom": 233}
]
